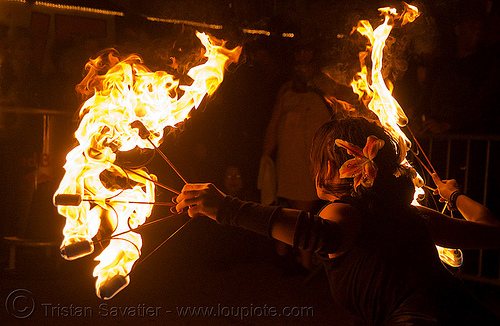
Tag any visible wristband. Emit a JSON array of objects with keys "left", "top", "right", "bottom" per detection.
[{"left": 448, "top": 190, "right": 464, "bottom": 212}]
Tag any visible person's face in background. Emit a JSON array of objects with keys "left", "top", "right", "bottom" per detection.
[{"left": 223, "top": 166, "right": 243, "bottom": 197}]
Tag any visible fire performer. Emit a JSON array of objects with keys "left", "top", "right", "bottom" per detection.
[{"left": 174, "top": 116, "right": 500, "bottom": 325}]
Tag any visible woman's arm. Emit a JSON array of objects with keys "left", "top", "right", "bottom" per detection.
[
  {"left": 431, "top": 173, "right": 500, "bottom": 226},
  {"left": 417, "top": 205, "right": 500, "bottom": 249},
  {"left": 318, "top": 202, "right": 362, "bottom": 257},
  {"left": 418, "top": 173, "right": 500, "bottom": 248},
  {"left": 174, "top": 183, "right": 342, "bottom": 254}
]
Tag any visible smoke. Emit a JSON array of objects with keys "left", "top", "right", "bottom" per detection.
[{"left": 321, "top": 1, "right": 438, "bottom": 88}]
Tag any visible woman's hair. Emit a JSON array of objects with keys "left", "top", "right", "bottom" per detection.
[{"left": 310, "top": 117, "right": 415, "bottom": 211}]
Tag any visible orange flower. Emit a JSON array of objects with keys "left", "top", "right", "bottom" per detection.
[{"left": 335, "top": 135, "right": 385, "bottom": 189}]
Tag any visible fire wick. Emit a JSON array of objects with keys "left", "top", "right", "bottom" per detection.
[
  {"left": 55, "top": 192, "right": 191, "bottom": 259},
  {"left": 131, "top": 120, "right": 188, "bottom": 184}
]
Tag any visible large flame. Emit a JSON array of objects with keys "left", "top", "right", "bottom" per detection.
[
  {"left": 351, "top": 4, "right": 417, "bottom": 153},
  {"left": 350, "top": 4, "right": 462, "bottom": 267},
  {"left": 54, "top": 32, "right": 241, "bottom": 299}
]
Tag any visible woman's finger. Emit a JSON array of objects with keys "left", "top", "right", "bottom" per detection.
[
  {"left": 431, "top": 173, "right": 443, "bottom": 186},
  {"left": 176, "top": 189, "right": 203, "bottom": 203},
  {"left": 175, "top": 195, "right": 199, "bottom": 213},
  {"left": 186, "top": 205, "right": 205, "bottom": 218},
  {"left": 180, "top": 183, "right": 211, "bottom": 193},
  {"left": 173, "top": 183, "right": 223, "bottom": 220}
]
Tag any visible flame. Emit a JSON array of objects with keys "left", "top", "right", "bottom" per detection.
[
  {"left": 351, "top": 4, "right": 417, "bottom": 153},
  {"left": 54, "top": 32, "right": 241, "bottom": 299},
  {"left": 350, "top": 4, "right": 462, "bottom": 267}
]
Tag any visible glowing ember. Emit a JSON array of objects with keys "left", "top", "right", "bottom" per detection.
[
  {"left": 54, "top": 32, "right": 241, "bottom": 299},
  {"left": 350, "top": 4, "right": 462, "bottom": 267}
]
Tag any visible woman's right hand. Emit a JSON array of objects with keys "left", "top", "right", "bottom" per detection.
[
  {"left": 430, "top": 173, "right": 500, "bottom": 227},
  {"left": 174, "top": 183, "right": 226, "bottom": 219},
  {"left": 431, "top": 173, "right": 461, "bottom": 202}
]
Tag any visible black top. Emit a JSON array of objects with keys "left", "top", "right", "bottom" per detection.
[{"left": 216, "top": 195, "right": 500, "bottom": 325}]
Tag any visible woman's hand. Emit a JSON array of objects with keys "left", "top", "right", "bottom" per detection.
[
  {"left": 431, "top": 173, "right": 461, "bottom": 202},
  {"left": 174, "top": 183, "right": 226, "bottom": 219}
]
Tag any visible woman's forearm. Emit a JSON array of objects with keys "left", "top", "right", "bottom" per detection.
[
  {"left": 216, "top": 196, "right": 341, "bottom": 254},
  {"left": 418, "top": 205, "right": 500, "bottom": 249},
  {"left": 455, "top": 194, "right": 500, "bottom": 226}
]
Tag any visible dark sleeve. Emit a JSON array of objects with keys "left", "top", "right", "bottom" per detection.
[{"left": 216, "top": 196, "right": 341, "bottom": 254}]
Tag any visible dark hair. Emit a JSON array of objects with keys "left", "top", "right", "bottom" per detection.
[{"left": 310, "top": 117, "right": 415, "bottom": 212}]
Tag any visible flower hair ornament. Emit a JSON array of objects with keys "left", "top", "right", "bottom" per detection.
[{"left": 335, "top": 135, "right": 385, "bottom": 190}]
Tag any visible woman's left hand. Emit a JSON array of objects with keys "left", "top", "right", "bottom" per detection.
[
  {"left": 431, "top": 173, "right": 461, "bottom": 202},
  {"left": 174, "top": 183, "right": 226, "bottom": 219}
]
